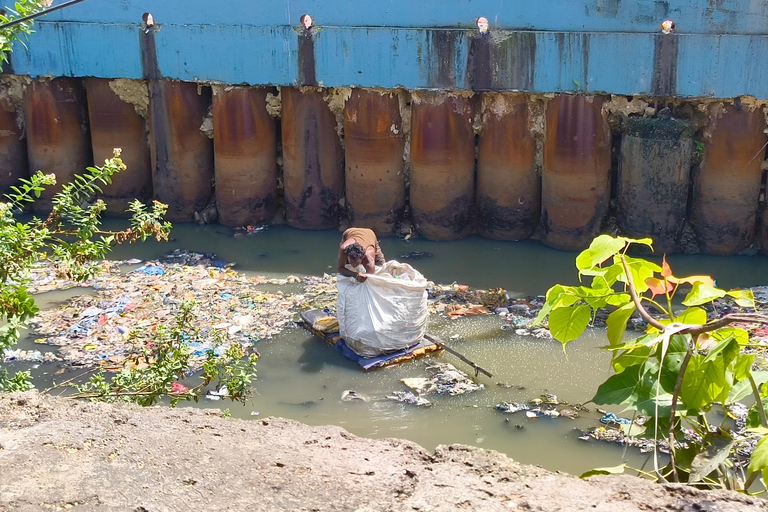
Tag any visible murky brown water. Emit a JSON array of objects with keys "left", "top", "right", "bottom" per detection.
[{"left": 9, "top": 221, "right": 768, "bottom": 476}]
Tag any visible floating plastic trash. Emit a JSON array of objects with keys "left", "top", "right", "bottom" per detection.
[
  {"left": 495, "top": 402, "right": 529, "bottom": 414},
  {"left": 387, "top": 391, "right": 432, "bottom": 407},
  {"left": 600, "top": 412, "right": 632, "bottom": 425},
  {"left": 135, "top": 264, "right": 165, "bottom": 276}
]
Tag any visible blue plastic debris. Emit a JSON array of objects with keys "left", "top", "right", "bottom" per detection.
[
  {"left": 134, "top": 264, "right": 165, "bottom": 276},
  {"left": 600, "top": 412, "right": 632, "bottom": 425}
]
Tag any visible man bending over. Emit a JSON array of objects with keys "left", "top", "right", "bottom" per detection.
[{"left": 337, "top": 227, "right": 386, "bottom": 282}]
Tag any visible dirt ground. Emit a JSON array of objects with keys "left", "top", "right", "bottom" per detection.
[{"left": 0, "top": 392, "right": 765, "bottom": 512}]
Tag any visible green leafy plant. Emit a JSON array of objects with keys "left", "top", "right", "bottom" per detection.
[
  {"left": 1, "top": 150, "right": 172, "bottom": 391},
  {"left": 0, "top": 0, "right": 44, "bottom": 64},
  {"left": 694, "top": 140, "right": 705, "bottom": 160},
  {"left": 71, "top": 301, "right": 258, "bottom": 406},
  {"left": 536, "top": 235, "right": 768, "bottom": 492}
]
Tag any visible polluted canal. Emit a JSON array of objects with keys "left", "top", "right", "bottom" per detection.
[{"left": 7, "top": 220, "right": 768, "bottom": 478}]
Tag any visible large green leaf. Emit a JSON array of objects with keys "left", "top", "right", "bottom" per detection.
[
  {"left": 727, "top": 289, "right": 755, "bottom": 308},
  {"left": 613, "top": 346, "right": 651, "bottom": 373},
  {"left": 548, "top": 304, "right": 591, "bottom": 344},
  {"left": 615, "top": 255, "right": 660, "bottom": 294},
  {"left": 681, "top": 282, "right": 727, "bottom": 306},
  {"left": 680, "top": 355, "right": 729, "bottom": 411},
  {"left": 748, "top": 436, "right": 768, "bottom": 474},
  {"left": 689, "top": 430, "right": 735, "bottom": 483},
  {"left": 605, "top": 292, "right": 631, "bottom": 308},
  {"left": 748, "top": 398, "right": 768, "bottom": 429},
  {"left": 733, "top": 354, "right": 757, "bottom": 381},
  {"left": 728, "top": 370, "right": 768, "bottom": 403},
  {"left": 576, "top": 235, "right": 627, "bottom": 271},
  {"left": 590, "top": 264, "right": 625, "bottom": 290},
  {"left": 703, "top": 338, "right": 739, "bottom": 365},
  {"left": 593, "top": 365, "right": 643, "bottom": 405},
  {"left": 603, "top": 332, "right": 660, "bottom": 351},
  {"left": 606, "top": 302, "right": 635, "bottom": 346},
  {"left": 593, "top": 362, "right": 672, "bottom": 416},
  {"left": 673, "top": 307, "right": 707, "bottom": 326},
  {"left": 630, "top": 368, "right": 673, "bottom": 416},
  {"left": 580, "top": 464, "right": 626, "bottom": 479},
  {"left": 712, "top": 327, "right": 750, "bottom": 346},
  {"left": 659, "top": 334, "right": 689, "bottom": 392}
]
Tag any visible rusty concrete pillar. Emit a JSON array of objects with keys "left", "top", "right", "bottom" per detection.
[
  {"left": 541, "top": 95, "right": 611, "bottom": 250},
  {"left": 410, "top": 92, "right": 475, "bottom": 241},
  {"left": 0, "top": 81, "right": 27, "bottom": 194},
  {"left": 212, "top": 86, "right": 278, "bottom": 228},
  {"left": 25, "top": 78, "right": 92, "bottom": 213},
  {"left": 343, "top": 89, "right": 405, "bottom": 236},
  {"left": 616, "top": 117, "right": 692, "bottom": 254},
  {"left": 85, "top": 78, "right": 152, "bottom": 217},
  {"left": 281, "top": 87, "right": 344, "bottom": 230},
  {"left": 477, "top": 93, "right": 539, "bottom": 240},
  {"left": 690, "top": 105, "right": 767, "bottom": 255},
  {"left": 148, "top": 80, "right": 214, "bottom": 222}
]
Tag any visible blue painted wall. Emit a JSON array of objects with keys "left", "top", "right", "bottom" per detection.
[{"left": 6, "top": 0, "right": 768, "bottom": 97}]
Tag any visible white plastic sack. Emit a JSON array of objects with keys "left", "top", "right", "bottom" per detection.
[{"left": 336, "top": 261, "right": 428, "bottom": 357}]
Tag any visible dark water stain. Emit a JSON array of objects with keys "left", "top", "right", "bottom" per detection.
[
  {"left": 413, "top": 193, "right": 474, "bottom": 239},
  {"left": 293, "top": 107, "right": 339, "bottom": 227},
  {"left": 426, "top": 30, "right": 457, "bottom": 89},
  {"left": 582, "top": 34, "right": 590, "bottom": 93},
  {"left": 478, "top": 195, "right": 539, "bottom": 240},
  {"left": 299, "top": 108, "right": 321, "bottom": 213},
  {"left": 298, "top": 29, "right": 317, "bottom": 86},
  {"left": 141, "top": 25, "right": 171, "bottom": 181},
  {"left": 540, "top": 203, "right": 607, "bottom": 249},
  {"left": 651, "top": 33, "right": 678, "bottom": 96},
  {"left": 494, "top": 32, "right": 537, "bottom": 91},
  {"left": 466, "top": 32, "right": 492, "bottom": 91},
  {"left": 346, "top": 202, "right": 405, "bottom": 231},
  {"left": 654, "top": 1, "right": 670, "bottom": 17},
  {"left": 594, "top": 0, "right": 621, "bottom": 17}
]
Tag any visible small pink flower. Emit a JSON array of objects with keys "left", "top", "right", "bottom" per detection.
[{"left": 170, "top": 382, "right": 188, "bottom": 394}]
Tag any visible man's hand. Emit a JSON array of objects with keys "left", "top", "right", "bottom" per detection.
[{"left": 355, "top": 272, "right": 367, "bottom": 282}]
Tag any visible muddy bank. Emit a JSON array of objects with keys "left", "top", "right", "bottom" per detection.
[{"left": 0, "top": 392, "right": 764, "bottom": 512}]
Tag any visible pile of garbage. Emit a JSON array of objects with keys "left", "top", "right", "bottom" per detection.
[
  {"left": 30, "top": 250, "right": 299, "bottom": 369},
  {"left": 392, "top": 362, "right": 484, "bottom": 406},
  {"left": 2, "top": 349, "right": 60, "bottom": 363},
  {"left": 494, "top": 394, "right": 583, "bottom": 420}
]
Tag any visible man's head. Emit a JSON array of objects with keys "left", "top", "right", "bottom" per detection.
[{"left": 345, "top": 243, "right": 365, "bottom": 267}]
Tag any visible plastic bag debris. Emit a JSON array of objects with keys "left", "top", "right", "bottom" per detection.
[
  {"left": 495, "top": 402, "right": 529, "bottom": 414},
  {"left": 341, "top": 390, "right": 369, "bottom": 402},
  {"left": 600, "top": 412, "right": 632, "bottom": 425},
  {"left": 387, "top": 391, "right": 432, "bottom": 407},
  {"left": 2, "top": 349, "right": 60, "bottom": 363},
  {"left": 401, "top": 363, "right": 483, "bottom": 397},
  {"left": 206, "top": 385, "right": 229, "bottom": 400},
  {"left": 30, "top": 250, "right": 298, "bottom": 369}
]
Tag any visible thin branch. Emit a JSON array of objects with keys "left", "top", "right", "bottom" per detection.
[
  {"left": 619, "top": 255, "right": 666, "bottom": 331},
  {"left": 749, "top": 373, "right": 768, "bottom": 428},
  {"left": 667, "top": 346, "right": 692, "bottom": 483},
  {"left": 691, "top": 314, "right": 768, "bottom": 336}
]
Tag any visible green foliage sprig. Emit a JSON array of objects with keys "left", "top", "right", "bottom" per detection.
[
  {"left": 0, "top": 0, "right": 43, "bottom": 64},
  {"left": 1, "top": 150, "right": 171, "bottom": 391},
  {"left": 71, "top": 301, "right": 259, "bottom": 407},
  {"left": 536, "top": 235, "right": 768, "bottom": 492}
]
